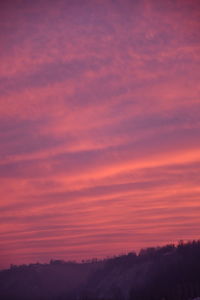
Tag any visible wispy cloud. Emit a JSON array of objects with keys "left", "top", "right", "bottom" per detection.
[{"left": 0, "top": 0, "right": 200, "bottom": 269}]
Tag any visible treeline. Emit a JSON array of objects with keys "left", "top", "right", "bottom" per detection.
[
  {"left": 128, "top": 240, "right": 200, "bottom": 300},
  {"left": 8, "top": 258, "right": 102, "bottom": 271},
  {"left": 1, "top": 240, "right": 200, "bottom": 300},
  {"left": 81, "top": 240, "right": 200, "bottom": 300}
]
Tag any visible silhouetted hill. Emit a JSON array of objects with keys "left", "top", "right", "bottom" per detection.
[
  {"left": 0, "top": 260, "right": 104, "bottom": 300},
  {"left": 0, "top": 240, "right": 200, "bottom": 300}
]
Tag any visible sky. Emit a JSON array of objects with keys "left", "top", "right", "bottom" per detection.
[{"left": 0, "top": 0, "right": 200, "bottom": 269}]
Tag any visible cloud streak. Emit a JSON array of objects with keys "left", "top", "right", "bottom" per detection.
[{"left": 0, "top": 0, "right": 200, "bottom": 269}]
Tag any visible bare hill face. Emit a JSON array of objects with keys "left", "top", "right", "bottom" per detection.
[{"left": 1, "top": 241, "right": 200, "bottom": 300}]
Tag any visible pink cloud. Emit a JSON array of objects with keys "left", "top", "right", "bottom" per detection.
[{"left": 0, "top": 0, "right": 200, "bottom": 269}]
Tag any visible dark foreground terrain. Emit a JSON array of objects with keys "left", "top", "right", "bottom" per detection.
[{"left": 0, "top": 240, "right": 200, "bottom": 300}]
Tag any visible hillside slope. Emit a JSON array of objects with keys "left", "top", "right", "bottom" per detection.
[{"left": 0, "top": 241, "right": 200, "bottom": 300}]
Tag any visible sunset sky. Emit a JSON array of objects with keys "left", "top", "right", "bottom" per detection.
[{"left": 0, "top": 0, "right": 200, "bottom": 269}]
